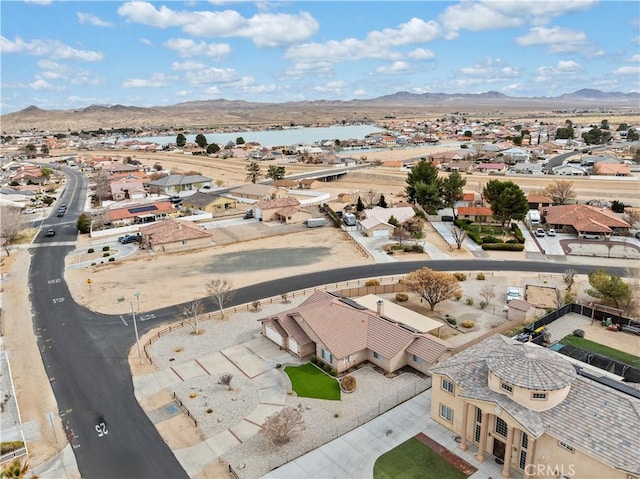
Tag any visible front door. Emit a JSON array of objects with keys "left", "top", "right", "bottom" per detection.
[{"left": 493, "top": 438, "right": 506, "bottom": 460}]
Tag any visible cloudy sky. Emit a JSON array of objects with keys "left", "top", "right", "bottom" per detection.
[{"left": 1, "top": 1, "right": 639, "bottom": 113}]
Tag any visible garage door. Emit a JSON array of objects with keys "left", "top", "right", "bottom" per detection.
[
  {"left": 372, "top": 229, "right": 390, "bottom": 237},
  {"left": 265, "top": 325, "right": 283, "bottom": 347},
  {"left": 289, "top": 337, "right": 299, "bottom": 355}
]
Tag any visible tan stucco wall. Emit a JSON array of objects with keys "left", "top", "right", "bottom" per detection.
[
  {"left": 487, "top": 370, "right": 570, "bottom": 411},
  {"left": 154, "top": 236, "right": 212, "bottom": 253}
]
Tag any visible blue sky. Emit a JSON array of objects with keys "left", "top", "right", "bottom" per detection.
[{"left": 1, "top": 1, "right": 639, "bottom": 113}]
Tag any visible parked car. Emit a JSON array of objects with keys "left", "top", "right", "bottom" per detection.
[
  {"left": 118, "top": 234, "right": 139, "bottom": 244},
  {"left": 243, "top": 209, "right": 254, "bottom": 219},
  {"left": 583, "top": 233, "right": 601, "bottom": 240},
  {"left": 546, "top": 228, "right": 556, "bottom": 236},
  {"left": 635, "top": 231, "right": 640, "bottom": 240},
  {"left": 506, "top": 287, "right": 521, "bottom": 303},
  {"left": 535, "top": 228, "right": 545, "bottom": 237},
  {"left": 46, "top": 228, "right": 55, "bottom": 237}
]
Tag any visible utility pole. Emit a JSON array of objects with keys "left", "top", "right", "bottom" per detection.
[{"left": 131, "top": 301, "right": 142, "bottom": 365}]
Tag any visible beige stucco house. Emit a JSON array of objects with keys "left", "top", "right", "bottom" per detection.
[
  {"left": 253, "top": 197, "right": 310, "bottom": 223},
  {"left": 140, "top": 218, "right": 213, "bottom": 253},
  {"left": 260, "top": 291, "right": 450, "bottom": 375},
  {"left": 430, "top": 335, "right": 640, "bottom": 479},
  {"left": 182, "top": 192, "right": 238, "bottom": 215},
  {"left": 229, "top": 184, "right": 289, "bottom": 201},
  {"left": 360, "top": 206, "right": 416, "bottom": 237}
]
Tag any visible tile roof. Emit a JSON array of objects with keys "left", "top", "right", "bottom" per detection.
[
  {"left": 457, "top": 206, "right": 493, "bottom": 216},
  {"left": 430, "top": 335, "right": 640, "bottom": 473},
  {"left": 507, "top": 299, "right": 535, "bottom": 312},
  {"left": 254, "top": 196, "right": 300, "bottom": 209},
  {"left": 594, "top": 163, "right": 630, "bottom": 175},
  {"left": 182, "top": 191, "right": 228, "bottom": 208},
  {"left": 543, "top": 204, "right": 630, "bottom": 231},
  {"left": 148, "top": 174, "right": 212, "bottom": 187},
  {"left": 105, "top": 201, "right": 175, "bottom": 221},
  {"left": 363, "top": 206, "right": 415, "bottom": 224},
  {"left": 230, "top": 184, "right": 275, "bottom": 196},
  {"left": 139, "top": 218, "right": 212, "bottom": 245},
  {"left": 527, "top": 194, "right": 553, "bottom": 204},
  {"left": 262, "top": 291, "right": 450, "bottom": 363}
]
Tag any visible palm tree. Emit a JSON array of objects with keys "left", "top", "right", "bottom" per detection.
[{"left": 0, "top": 458, "right": 37, "bottom": 478}]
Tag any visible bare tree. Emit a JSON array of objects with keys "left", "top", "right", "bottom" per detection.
[
  {"left": 93, "top": 169, "right": 111, "bottom": 204},
  {"left": 181, "top": 299, "right": 204, "bottom": 334},
  {"left": 544, "top": 180, "right": 576, "bottom": 205},
  {"left": 391, "top": 226, "right": 411, "bottom": 246},
  {"left": 0, "top": 206, "right": 24, "bottom": 256},
  {"left": 261, "top": 406, "right": 305, "bottom": 446},
  {"left": 563, "top": 269, "right": 577, "bottom": 289},
  {"left": 281, "top": 293, "right": 290, "bottom": 303},
  {"left": 218, "top": 374, "right": 233, "bottom": 390},
  {"left": 479, "top": 284, "right": 496, "bottom": 305},
  {"left": 206, "top": 279, "right": 235, "bottom": 319},
  {"left": 451, "top": 227, "right": 466, "bottom": 250},
  {"left": 363, "top": 189, "right": 378, "bottom": 209},
  {"left": 403, "top": 267, "right": 462, "bottom": 311}
]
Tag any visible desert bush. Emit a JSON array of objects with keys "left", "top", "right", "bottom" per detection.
[
  {"left": 365, "top": 279, "right": 380, "bottom": 287},
  {"left": 454, "top": 291, "right": 463, "bottom": 301},
  {"left": 174, "top": 346, "right": 184, "bottom": 353},
  {"left": 479, "top": 301, "right": 488, "bottom": 309},
  {"left": 206, "top": 408, "right": 213, "bottom": 414},
  {"left": 481, "top": 243, "right": 525, "bottom": 251},
  {"left": 87, "top": 248, "right": 95, "bottom": 254},
  {"left": 564, "top": 293, "right": 575, "bottom": 304},
  {"left": 108, "top": 257, "right": 115, "bottom": 262},
  {"left": 261, "top": 407, "right": 305, "bottom": 446},
  {"left": 0, "top": 441, "right": 25, "bottom": 454},
  {"left": 453, "top": 272, "right": 467, "bottom": 281},
  {"left": 445, "top": 315, "right": 457, "bottom": 325},
  {"left": 461, "top": 319, "right": 475, "bottom": 328},
  {"left": 573, "top": 329, "right": 585, "bottom": 338},
  {"left": 323, "top": 363, "right": 331, "bottom": 373},
  {"left": 102, "top": 246, "right": 110, "bottom": 251},
  {"left": 476, "top": 273, "right": 486, "bottom": 280},
  {"left": 330, "top": 369, "right": 337, "bottom": 377},
  {"left": 465, "top": 297, "right": 474, "bottom": 305},
  {"left": 395, "top": 292, "right": 409, "bottom": 302},
  {"left": 341, "top": 375, "right": 357, "bottom": 392},
  {"left": 103, "top": 252, "right": 110, "bottom": 257},
  {"left": 219, "top": 374, "right": 233, "bottom": 390},
  {"left": 189, "top": 392, "right": 197, "bottom": 398}
]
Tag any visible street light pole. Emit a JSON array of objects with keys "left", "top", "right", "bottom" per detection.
[
  {"left": 134, "top": 291, "right": 141, "bottom": 314},
  {"left": 131, "top": 301, "right": 143, "bottom": 365}
]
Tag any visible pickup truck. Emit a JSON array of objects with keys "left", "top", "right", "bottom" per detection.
[{"left": 506, "top": 287, "right": 522, "bottom": 303}]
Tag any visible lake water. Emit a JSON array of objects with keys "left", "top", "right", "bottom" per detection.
[{"left": 128, "top": 124, "right": 386, "bottom": 148}]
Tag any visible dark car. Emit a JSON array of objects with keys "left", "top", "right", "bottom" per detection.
[
  {"left": 243, "top": 210, "right": 254, "bottom": 219},
  {"left": 57, "top": 210, "right": 65, "bottom": 217},
  {"left": 46, "top": 229, "right": 55, "bottom": 237},
  {"left": 635, "top": 231, "right": 640, "bottom": 240},
  {"left": 118, "top": 234, "right": 139, "bottom": 244}
]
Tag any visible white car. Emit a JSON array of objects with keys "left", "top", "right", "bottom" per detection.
[
  {"left": 546, "top": 228, "right": 556, "bottom": 236},
  {"left": 506, "top": 287, "right": 521, "bottom": 303},
  {"left": 535, "top": 228, "right": 545, "bottom": 237}
]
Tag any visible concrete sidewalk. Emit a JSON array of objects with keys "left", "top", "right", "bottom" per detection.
[{"left": 262, "top": 388, "right": 504, "bottom": 479}]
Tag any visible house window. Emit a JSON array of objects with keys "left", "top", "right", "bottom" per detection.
[
  {"left": 439, "top": 404, "right": 453, "bottom": 423},
  {"left": 518, "top": 450, "right": 527, "bottom": 470},
  {"left": 495, "top": 417, "right": 508, "bottom": 438},
  {"left": 182, "top": 240, "right": 187, "bottom": 245},
  {"left": 473, "top": 408, "right": 483, "bottom": 443},
  {"left": 500, "top": 381, "right": 513, "bottom": 393},
  {"left": 532, "top": 392, "right": 547, "bottom": 400},
  {"left": 321, "top": 349, "right": 333, "bottom": 364},
  {"left": 412, "top": 354, "right": 423, "bottom": 365},
  {"left": 521, "top": 432, "right": 528, "bottom": 450},
  {"left": 474, "top": 424, "right": 482, "bottom": 443},
  {"left": 343, "top": 355, "right": 352, "bottom": 364},
  {"left": 476, "top": 408, "right": 483, "bottom": 423},
  {"left": 558, "top": 441, "right": 574, "bottom": 452},
  {"left": 441, "top": 378, "right": 454, "bottom": 394},
  {"left": 373, "top": 351, "right": 382, "bottom": 361}
]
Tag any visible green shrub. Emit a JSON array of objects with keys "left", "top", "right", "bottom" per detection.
[
  {"left": 481, "top": 235, "right": 500, "bottom": 244},
  {"left": 453, "top": 272, "right": 467, "bottom": 281},
  {"left": 1, "top": 441, "right": 25, "bottom": 454},
  {"left": 479, "top": 301, "right": 488, "bottom": 309},
  {"left": 476, "top": 273, "right": 485, "bottom": 280},
  {"left": 102, "top": 246, "right": 110, "bottom": 251},
  {"left": 465, "top": 297, "right": 474, "bottom": 305},
  {"left": 103, "top": 252, "right": 110, "bottom": 257},
  {"left": 455, "top": 291, "right": 463, "bottom": 301},
  {"left": 466, "top": 231, "right": 482, "bottom": 244},
  {"left": 391, "top": 245, "right": 403, "bottom": 250},
  {"left": 108, "top": 257, "right": 115, "bottom": 262},
  {"left": 564, "top": 293, "right": 575, "bottom": 304},
  {"left": 505, "top": 239, "right": 519, "bottom": 244},
  {"left": 330, "top": 369, "right": 338, "bottom": 377},
  {"left": 395, "top": 292, "right": 409, "bottom": 302},
  {"left": 310, "top": 355, "right": 317, "bottom": 364},
  {"left": 481, "top": 243, "right": 525, "bottom": 251},
  {"left": 87, "top": 248, "right": 95, "bottom": 254},
  {"left": 323, "top": 363, "right": 331, "bottom": 372},
  {"left": 365, "top": 279, "right": 380, "bottom": 286},
  {"left": 511, "top": 222, "right": 525, "bottom": 243},
  {"left": 445, "top": 315, "right": 457, "bottom": 325}
]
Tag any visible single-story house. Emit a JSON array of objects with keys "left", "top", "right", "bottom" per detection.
[
  {"left": 272, "top": 179, "right": 298, "bottom": 189},
  {"left": 527, "top": 195, "right": 554, "bottom": 210},
  {"left": 181, "top": 192, "right": 238, "bottom": 214},
  {"left": 110, "top": 177, "right": 146, "bottom": 201},
  {"left": 456, "top": 206, "right": 493, "bottom": 222},
  {"left": 593, "top": 163, "right": 631, "bottom": 176},
  {"left": 542, "top": 204, "right": 631, "bottom": 237},
  {"left": 551, "top": 164, "right": 587, "bottom": 176},
  {"left": 252, "top": 197, "right": 303, "bottom": 222},
  {"left": 147, "top": 174, "right": 213, "bottom": 195},
  {"left": 474, "top": 163, "right": 507, "bottom": 175},
  {"left": 430, "top": 335, "right": 640, "bottom": 479},
  {"left": 298, "top": 178, "right": 319, "bottom": 189},
  {"left": 360, "top": 206, "right": 416, "bottom": 237},
  {"left": 229, "top": 184, "right": 289, "bottom": 201},
  {"left": 140, "top": 218, "right": 212, "bottom": 253},
  {"left": 105, "top": 201, "right": 176, "bottom": 227},
  {"left": 260, "top": 291, "right": 450, "bottom": 375}
]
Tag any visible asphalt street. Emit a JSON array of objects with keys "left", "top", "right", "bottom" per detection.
[{"left": 28, "top": 166, "right": 629, "bottom": 478}]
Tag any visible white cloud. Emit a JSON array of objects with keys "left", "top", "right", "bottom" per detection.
[
  {"left": 117, "top": 2, "right": 318, "bottom": 47},
  {"left": 24, "top": 0, "right": 52, "bottom": 4},
  {"left": 516, "top": 26, "right": 588, "bottom": 53},
  {"left": 175, "top": 90, "right": 191, "bottom": 97},
  {"left": 140, "top": 38, "right": 153, "bottom": 47},
  {"left": 613, "top": 65, "right": 640, "bottom": 76},
  {"left": 29, "top": 79, "right": 57, "bottom": 90},
  {"left": 0, "top": 36, "right": 103, "bottom": 61},
  {"left": 459, "top": 58, "right": 521, "bottom": 78},
  {"left": 283, "top": 61, "right": 333, "bottom": 79},
  {"left": 77, "top": 12, "right": 114, "bottom": 28},
  {"left": 204, "top": 86, "right": 221, "bottom": 95},
  {"left": 171, "top": 61, "right": 206, "bottom": 71},
  {"left": 556, "top": 60, "right": 582, "bottom": 73},
  {"left": 408, "top": 48, "right": 435, "bottom": 61},
  {"left": 35, "top": 59, "right": 102, "bottom": 85},
  {"left": 185, "top": 67, "right": 238, "bottom": 85},
  {"left": 164, "top": 38, "right": 230, "bottom": 59},
  {"left": 313, "top": 81, "right": 346, "bottom": 94},
  {"left": 376, "top": 61, "right": 411, "bottom": 74},
  {"left": 122, "top": 73, "right": 171, "bottom": 88},
  {"left": 627, "top": 54, "right": 640, "bottom": 62}
]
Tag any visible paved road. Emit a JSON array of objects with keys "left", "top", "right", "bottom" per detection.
[{"left": 28, "top": 169, "right": 631, "bottom": 478}]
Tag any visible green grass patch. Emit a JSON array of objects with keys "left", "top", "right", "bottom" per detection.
[
  {"left": 559, "top": 335, "right": 640, "bottom": 367},
  {"left": 374, "top": 438, "right": 467, "bottom": 479},
  {"left": 284, "top": 363, "right": 341, "bottom": 400}
]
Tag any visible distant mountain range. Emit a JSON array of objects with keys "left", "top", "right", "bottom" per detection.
[{"left": 3, "top": 89, "right": 638, "bottom": 134}]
